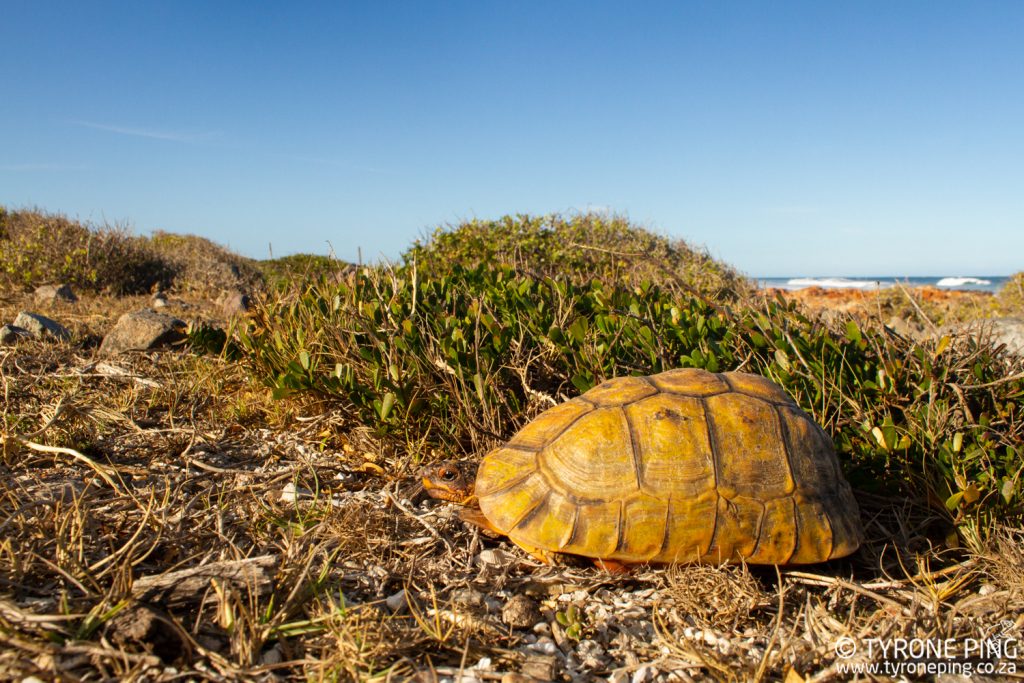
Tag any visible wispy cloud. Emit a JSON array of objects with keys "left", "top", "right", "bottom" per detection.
[
  {"left": 0, "top": 162, "right": 89, "bottom": 171},
  {"left": 71, "top": 120, "right": 219, "bottom": 143}
]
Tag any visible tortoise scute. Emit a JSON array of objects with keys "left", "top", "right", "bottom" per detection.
[
  {"left": 705, "top": 495, "right": 762, "bottom": 562},
  {"left": 539, "top": 408, "right": 637, "bottom": 501},
  {"left": 473, "top": 448, "right": 537, "bottom": 499},
  {"left": 620, "top": 493, "right": 668, "bottom": 560},
  {"left": 649, "top": 368, "right": 730, "bottom": 396},
  {"left": 559, "top": 499, "right": 620, "bottom": 558},
  {"left": 756, "top": 497, "right": 799, "bottom": 563},
  {"left": 507, "top": 399, "right": 593, "bottom": 451},
  {"left": 508, "top": 488, "right": 577, "bottom": 550},
  {"left": 708, "top": 392, "right": 795, "bottom": 499},
  {"left": 477, "top": 470, "right": 549, "bottom": 534},
  {"left": 583, "top": 376, "right": 658, "bottom": 406},
  {"left": 473, "top": 369, "right": 863, "bottom": 566},
  {"left": 625, "top": 393, "right": 715, "bottom": 498},
  {"left": 723, "top": 372, "right": 798, "bottom": 405}
]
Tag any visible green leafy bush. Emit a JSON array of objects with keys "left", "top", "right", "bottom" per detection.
[
  {"left": 258, "top": 253, "right": 350, "bottom": 291},
  {"left": 997, "top": 272, "right": 1024, "bottom": 313},
  {"left": 405, "top": 213, "right": 752, "bottom": 301},
  {"left": 0, "top": 207, "right": 265, "bottom": 296},
  {"left": 145, "top": 230, "right": 264, "bottom": 295},
  {"left": 0, "top": 207, "right": 174, "bottom": 294},
  {"left": 238, "top": 264, "right": 1024, "bottom": 532}
]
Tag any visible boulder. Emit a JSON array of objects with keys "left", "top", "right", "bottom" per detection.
[
  {"left": 99, "top": 309, "right": 187, "bottom": 356},
  {"left": 12, "top": 311, "right": 71, "bottom": 341},
  {"left": 33, "top": 283, "right": 78, "bottom": 304}
]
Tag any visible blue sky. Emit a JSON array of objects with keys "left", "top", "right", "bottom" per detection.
[{"left": 2, "top": 2, "right": 1022, "bottom": 277}]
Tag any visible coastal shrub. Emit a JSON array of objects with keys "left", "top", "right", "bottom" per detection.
[
  {"left": 0, "top": 207, "right": 175, "bottom": 294},
  {"left": 997, "top": 271, "right": 1024, "bottom": 313},
  {"left": 405, "top": 213, "right": 752, "bottom": 301},
  {"left": 145, "top": 230, "right": 265, "bottom": 295},
  {"left": 258, "top": 253, "right": 350, "bottom": 291},
  {"left": 238, "top": 263, "right": 1024, "bottom": 533},
  {"left": 0, "top": 207, "right": 267, "bottom": 296}
]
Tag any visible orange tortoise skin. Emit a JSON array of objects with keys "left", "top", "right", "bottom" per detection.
[{"left": 423, "top": 368, "right": 863, "bottom": 567}]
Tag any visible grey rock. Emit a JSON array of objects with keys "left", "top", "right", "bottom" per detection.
[
  {"left": 33, "top": 283, "right": 78, "bottom": 304},
  {"left": 0, "top": 324, "right": 31, "bottom": 344},
  {"left": 151, "top": 292, "right": 169, "bottom": 308},
  {"left": 99, "top": 309, "right": 187, "bottom": 356},
  {"left": 12, "top": 311, "right": 71, "bottom": 341},
  {"left": 219, "top": 290, "right": 251, "bottom": 316}
]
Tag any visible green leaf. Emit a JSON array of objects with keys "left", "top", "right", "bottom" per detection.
[
  {"left": 845, "top": 320, "right": 862, "bottom": 344},
  {"left": 1001, "top": 478, "right": 1015, "bottom": 503},
  {"left": 378, "top": 392, "right": 396, "bottom": 420},
  {"left": 774, "top": 348, "right": 791, "bottom": 372}
]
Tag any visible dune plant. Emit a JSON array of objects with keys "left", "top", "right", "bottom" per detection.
[
  {"left": 238, "top": 261, "right": 1023, "bottom": 533},
  {"left": 405, "top": 213, "right": 752, "bottom": 301},
  {"left": 0, "top": 207, "right": 174, "bottom": 294}
]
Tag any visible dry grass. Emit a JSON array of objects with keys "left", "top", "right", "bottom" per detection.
[{"left": 1, "top": 294, "right": 1022, "bottom": 682}]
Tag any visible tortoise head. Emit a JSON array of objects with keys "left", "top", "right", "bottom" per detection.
[{"left": 420, "top": 460, "right": 477, "bottom": 505}]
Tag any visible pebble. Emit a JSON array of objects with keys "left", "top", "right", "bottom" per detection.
[
  {"left": 385, "top": 589, "right": 407, "bottom": 614},
  {"left": 632, "top": 665, "right": 655, "bottom": 683},
  {"left": 529, "top": 636, "right": 558, "bottom": 656},
  {"left": 260, "top": 645, "right": 283, "bottom": 665},
  {"left": 502, "top": 594, "right": 542, "bottom": 629}
]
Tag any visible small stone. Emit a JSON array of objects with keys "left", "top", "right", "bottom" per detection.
[
  {"left": 529, "top": 636, "right": 558, "bottom": 656},
  {"left": 0, "top": 324, "right": 31, "bottom": 345},
  {"left": 520, "top": 654, "right": 558, "bottom": 680},
  {"left": 502, "top": 594, "right": 542, "bottom": 629},
  {"left": 152, "top": 292, "right": 169, "bottom": 308},
  {"left": 260, "top": 644, "right": 283, "bottom": 665},
  {"left": 451, "top": 588, "right": 486, "bottom": 609},
  {"left": 632, "top": 665, "right": 655, "bottom": 683},
  {"left": 13, "top": 311, "right": 71, "bottom": 341},
  {"left": 386, "top": 589, "right": 408, "bottom": 614},
  {"left": 34, "top": 283, "right": 77, "bottom": 304},
  {"left": 220, "top": 290, "right": 252, "bottom": 316}
]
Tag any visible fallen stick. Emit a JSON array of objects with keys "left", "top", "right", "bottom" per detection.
[{"left": 132, "top": 555, "right": 279, "bottom": 605}]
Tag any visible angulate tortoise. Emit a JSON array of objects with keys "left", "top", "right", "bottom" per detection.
[{"left": 422, "top": 368, "right": 863, "bottom": 568}]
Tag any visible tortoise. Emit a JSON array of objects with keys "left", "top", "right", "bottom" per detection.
[{"left": 422, "top": 368, "right": 863, "bottom": 568}]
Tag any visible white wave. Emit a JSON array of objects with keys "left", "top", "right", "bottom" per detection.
[
  {"left": 785, "top": 277, "right": 885, "bottom": 290},
  {"left": 936, "top": 277, "right": 991, "bottom": 287}
]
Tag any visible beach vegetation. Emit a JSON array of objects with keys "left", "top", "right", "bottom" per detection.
[{"left": 2, "top": 208, "right": 1021, "bottom": 681}]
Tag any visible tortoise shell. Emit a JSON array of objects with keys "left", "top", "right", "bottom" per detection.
[{"left": 475, "top": 368, "right": 863, "bottom": 564}]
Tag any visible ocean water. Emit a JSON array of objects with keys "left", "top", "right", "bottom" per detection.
[{"left": 757, "top": 276, "right": 1009, "bottom": 293}]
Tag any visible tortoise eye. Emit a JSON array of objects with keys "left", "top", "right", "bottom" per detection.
[{"left": 440, "top": 467, "right": 458, "bottom": 482}]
